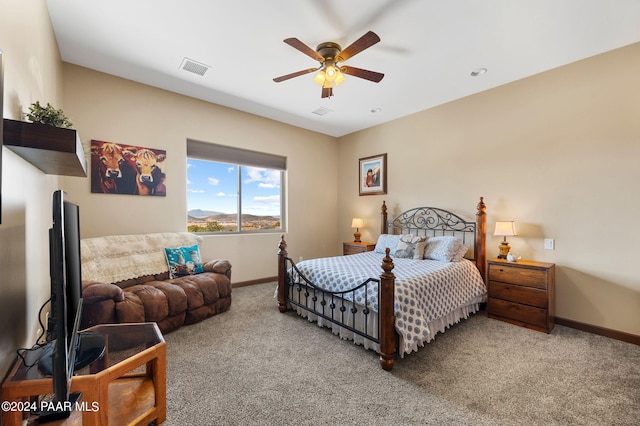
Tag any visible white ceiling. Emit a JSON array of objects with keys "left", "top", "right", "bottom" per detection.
[{"left": 46, "top": 0, "right": 640, "bottom": 138}]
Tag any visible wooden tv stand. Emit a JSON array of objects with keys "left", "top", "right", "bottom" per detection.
[{"left": 1, "top": 322, "right": 166, "bottom": 425}]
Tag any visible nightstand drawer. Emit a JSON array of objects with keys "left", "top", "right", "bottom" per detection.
[
  {"left": 343, "top": 242, "right": 375, "bottom": 255},
  {"left": 344, "top": 245, "right": 365, "bottom": 255},
  {"left": 488, "top": 264, "right": 547, "bottom": 289},
  {"left": 488, "top": 298, "right": 547, "bottom": 329},
  {"left": 489, "top": 281, "right": 547, "bottom": 308}
]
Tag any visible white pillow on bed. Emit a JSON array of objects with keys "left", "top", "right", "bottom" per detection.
[
  {"left": 423, "top": 236, "right": 468, "bottom": 262},
  {"left": 394, "top": 235, "right": 428, "bottom": 259},
  {"left": 374, "top": 234, "right": 402, "bottom": 255}
]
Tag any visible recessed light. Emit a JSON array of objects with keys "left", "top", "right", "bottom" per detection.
[
  {"left": 370, "top": 107, "right": 382, "bottom": 114},
  {"left": 470, "top": 68, "right": 487, "bottom": 77}
]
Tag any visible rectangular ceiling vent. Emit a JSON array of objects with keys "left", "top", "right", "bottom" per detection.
[
  {"left": 180, "top": 58, "right": 210, "bottom": 76},
  {"left": 312, "top": 107, "right": 333, "bottom": 116}
]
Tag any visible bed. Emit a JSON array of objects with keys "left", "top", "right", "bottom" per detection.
[{"left": 277, "top": 198, "right": 487, "bottom": 371}]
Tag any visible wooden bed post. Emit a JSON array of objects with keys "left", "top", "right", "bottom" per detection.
[
  {"left": 379, "top": 248, "right": 396, "bottom": 371},
  {"left": 381, "top": 200, "right": 388, "bottom": 234},
  {"left": 277, "top": 235, "right": 288, "bottom": 313},
  {"left": 475, "top": 197, "right": 487, "bottom": 281}
]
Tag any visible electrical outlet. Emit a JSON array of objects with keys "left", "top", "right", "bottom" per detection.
[
  {"left": 298, "top": 256, "right": 304, "bottom": 262},
  {"left": 544, "top": 238, "right": 555, "bottom": 250}
]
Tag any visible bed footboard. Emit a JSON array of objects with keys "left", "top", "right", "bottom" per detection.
[{"left": 277, "top": 236, "right": 398, "bottom": 371}]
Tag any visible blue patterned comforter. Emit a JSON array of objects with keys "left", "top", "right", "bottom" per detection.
[{"left": 292, "top": 252, "right": 487, "bottom": 354}]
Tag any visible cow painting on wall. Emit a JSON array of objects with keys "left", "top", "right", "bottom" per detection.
[{"left": 91, "top": 140, "right": 167, "bottom": 196}]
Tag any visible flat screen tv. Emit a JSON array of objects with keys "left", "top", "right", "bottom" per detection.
[{"left": 37, "top": 189, "right": 83, "bottom": 421}]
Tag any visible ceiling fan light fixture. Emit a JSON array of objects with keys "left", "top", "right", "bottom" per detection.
[
  {"left": 274, "top": 31, "right": 383, "bottom": 98},
  {"left": 313, "top": 70, "right": 326, "bottom": 86},
  {"left": 324, "top": 63, "right": 338, "bottom": 81}
]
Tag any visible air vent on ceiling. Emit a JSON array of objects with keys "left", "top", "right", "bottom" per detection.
[
  {"left": 180, "top": 58, "right": 210, "bottom": 76},
  {"left": 312, "top": 107, "right": 333, "bottom": 116}
]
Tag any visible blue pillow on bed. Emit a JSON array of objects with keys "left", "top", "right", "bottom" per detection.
[{"left": 374, "top": 234, "right": 402, "bottom": 255}]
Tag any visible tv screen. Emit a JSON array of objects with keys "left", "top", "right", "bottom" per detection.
[
  {"left": 37, "top": 190, "right": 83, "bottom": 421},
  {"left": 62, "top": 197, "right": 82, "bottom": 336}
]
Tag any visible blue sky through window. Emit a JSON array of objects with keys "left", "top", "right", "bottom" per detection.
[{"left": 187, "top": 158, "right": 281, "bottom": 217}]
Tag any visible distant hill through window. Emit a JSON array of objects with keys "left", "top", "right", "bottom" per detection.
[{"left": 187, "top": 210, "right": 281, "bottom": 233}]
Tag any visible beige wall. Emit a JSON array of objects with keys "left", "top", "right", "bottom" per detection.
[
  {"left": 0, "top": 0, "right": 65, "bottom": 376},
  {"left": 338, "top": 43, "right": 640, "bottom": 336},
  {"left": 60, "top": 65, "right": 339, "bottom": 284}
]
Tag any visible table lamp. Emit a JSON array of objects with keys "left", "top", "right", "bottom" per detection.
[
  {"left": 351, "top": 218, "right": 364, "bottom": 242},
  {"left": 494, "top": 221, "right": 517, "bottom": 259}
]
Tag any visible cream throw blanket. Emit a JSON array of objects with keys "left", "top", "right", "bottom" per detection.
[{"left": 81, "top": 232, "right": 203, "bottom": 284}]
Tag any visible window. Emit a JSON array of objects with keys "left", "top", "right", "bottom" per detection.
[{"left": 186, "top": 140, "right": 286, "bottom": 233}]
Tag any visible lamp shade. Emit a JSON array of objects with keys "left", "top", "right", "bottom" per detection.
[
  {"left": 494, "top": 221, "right": 517, "bottom": 236},
  {"left": 351, "top": 218, "right": 364, "bottom": 228}
]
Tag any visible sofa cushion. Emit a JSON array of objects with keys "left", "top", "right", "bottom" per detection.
[
  {"left": 157, "top": 313, "right": 187, "bottom": 334},
  {"left": 80, "top": 298, "right": 118, "bottom": 329},
  {"left": 116, "top": 292, "right": 146, "bottom": 323},
  {"left": 171, "top": 281, "right": 205, "bottom": 310},
  {"left": 185, "top": 305, "right": 215, "bottom": 325},
  {"left": 81, "top": 281, "right": 125, "bottom": 304},
  {"left": 126, "top": 285, "right": 170, "bottom": 322},
  {"left": 203, "top": 259, "right": 233, "bottom": 277},
  {"left": 151, "top": 281, "right": 188, "bottom": 316}
]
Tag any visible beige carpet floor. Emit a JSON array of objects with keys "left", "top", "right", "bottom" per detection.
[{"left": 163, "top": 282, "right": 640, "bottom": 425}]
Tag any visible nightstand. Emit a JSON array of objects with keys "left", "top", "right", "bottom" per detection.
[
  {"left": 343, "top": 241, "right": 375, "bottom": 255},
  {"left": 486, "top": 258, "right": 555, "bottom": 333}
]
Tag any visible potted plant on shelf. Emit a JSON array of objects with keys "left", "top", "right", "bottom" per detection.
[{"left": 25, "top": 101, "right": 73, "bottom": 128}]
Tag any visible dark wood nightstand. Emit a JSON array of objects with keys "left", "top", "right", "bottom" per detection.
[
  {"left": 343, "top": 241, "right": 375, "bottom": 255},
  {"left": 486, "top": 258, "right": 556, "bottom": 333}
]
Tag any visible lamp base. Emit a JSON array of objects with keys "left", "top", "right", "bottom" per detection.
[
  {"left": 498, "top": 241, "right": 511, "bottom": 259},
  {"left": 353, "top": 231, "right": 361, "bottom": 243}
]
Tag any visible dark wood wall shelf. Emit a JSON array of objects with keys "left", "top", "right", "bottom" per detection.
[{"left": 2, "top": 118, "right": 87, "bottom": 177}]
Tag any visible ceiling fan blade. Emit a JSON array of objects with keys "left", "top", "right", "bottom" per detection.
[
  {"left": 340, "top": 66, "right": 384, "bottom": 83},
  {"left": 273, "top": 68, "right": 318, "bottom": 83},
  {"left": 336, "top": 31, "right": 381, "bottom": 62},
  {"left": 321, "top": 86, "right": 333, "bottom": 98},
  {"left": 283, "top": 38, "right": 325, "bottom": 62}
]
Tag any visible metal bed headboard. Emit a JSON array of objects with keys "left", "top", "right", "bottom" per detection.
[
  {"left": 386, "top": 207, "right": 477, "bottom": 260},
  {"left": 380, "top": 198, "right": 487, "bottom": 277}
]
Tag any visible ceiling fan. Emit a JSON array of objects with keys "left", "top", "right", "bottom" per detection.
[{"left": 273, "top": 31, "right": 385, "bottom": 98}]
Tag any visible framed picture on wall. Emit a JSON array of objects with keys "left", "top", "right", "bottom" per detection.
[
  {"left": 359, "top": 153, "right": 387, "bottom": 196},
  {"left": 91, "top": 140, "right": 167, "bottom": 196}
]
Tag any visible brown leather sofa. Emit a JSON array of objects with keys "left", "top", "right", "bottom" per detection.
[{"left": 79, "top": 232, "right": 232, "bottom": 334}]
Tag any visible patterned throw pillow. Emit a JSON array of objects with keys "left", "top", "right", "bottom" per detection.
[
  {"left": 164, "top": 244, "right": 204, "bottom": 278},
  {"left": 451, "top": 244, "right": 469, "bottom": 262},
  {"left": 394, "top": 235, "right": 428, "bottom": 259},
  {"left": 423, "top": 236, "right": 467, "bottom": 262},
  {"left": 374, "top": 234, "right": 402, "bottom": 255}
]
